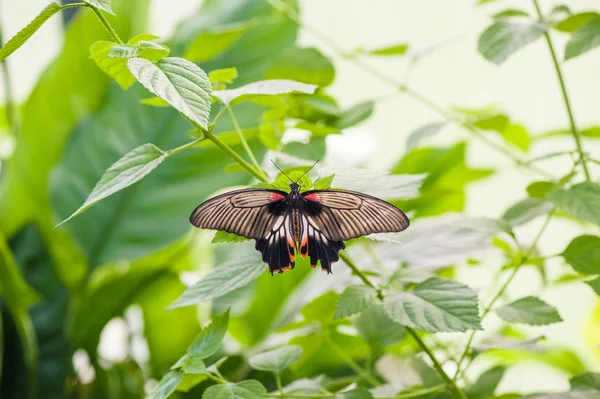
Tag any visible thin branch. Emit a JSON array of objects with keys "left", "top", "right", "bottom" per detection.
[
  {"left": 532, "top": 0, "right": 590, "bottom": 181},
  {"left": 227, "top": 107, "right": 269, "bottom": 180},
  {"left": 0, "top": 26, "right": 19, "bottom": 137},
  {"left": 325, "top": 334, "right": 381, "bottom": 387},
  {"left": 89, "top": 6, "right": 123, "bottom": 44},
  {"left": 339, "top": 252, "right": 383, "bottom": 299}
]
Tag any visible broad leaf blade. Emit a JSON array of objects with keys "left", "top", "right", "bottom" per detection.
[
  {"left": 548, "top": 182, "right": 600, "bottom": 226},
  {"left": 57, "top": 143, "right": 166, "bottom": 226},
  {"left": 90, "top": 41, "right": 137, "bottom": 89},
  {"left": 335, "top": 101, "right": 375, "bottom": 129},
  {"left": 565, "top": 18, "right": 600, "bottom": 60},
  {"left": 127, "top": 57, "right": 212, "bottom": 129},
  {"left": 466, "top": 366, "right": 506, "bottom": 399},
  {"left": 188, "top": 310, "right": 229, "bottom": 358},
  {"left": 147, "top": 370, "right": 184, "bottom": 399},
  {"left": 213, "top": 79, "right": 317, "bottom": 106},
  {"left": 478, "top": 21, "right": 546, "bottom": 65},
  {"left": 495, "top": 296, "right": 562, "bottom": 325},
  {"left": 502, "top": 198, "right": 553, "bottom": 226},
  {"left": 82, "top": 0, "right": 114, "bottom": 14},
  {"left": 334, "top": 285, "right": 376, "bottom": 319},
  {"left": 561, "top": 235, "right": 600, "bottom": 275},
  {"left": 354, "top": 303, "right": 405, "bottom": 350},
  {"left": 383, "top": 276, "right": 482, "bottom": 333},
  {"left": 248, "top": 345, "right": 303, "bottom": 373},
  {"left": 202, "top": 380, "right": 267, "bottom": 399}
]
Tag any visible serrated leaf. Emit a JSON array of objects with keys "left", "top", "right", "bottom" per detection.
[
  {"left": 478, "top": 20, "right": 546, "bottom": 65},
  {"left": 383, "top": 276, "right": 482, "bottom": 333},
  {"left": 90, "top": 41, "right": 136, "bottom": 89},
  {"left": 248, "top": 345, "right": 303, "bottom": 373},
  {"left": 212, "top": 231, "right": 250, "bottom": 243},
  {"left": 335, "top": 101, "right": 375, "bottom": 129},
  {"left": 565, "top": 18, "right": 600, "bottom": 60},
  {"left": 570, "top": 372, "right": 600, "bottom": 390},
  {"left": 0, "top": 2, "right": 62, "bottom": 62},
  {"left": 548, "top": 182, "right": 600, "bottom": 226},
  {"left": 82, "top": 0, "right": 114, "bottom": 14},
  {"left": 502, "top": 198, "right": 553, "bottom": 226},
  {"left": 561, "top": 235, "right": 600, "bottom": 275},
  {"left": 108, "top": 44, "right": 140, "bottom": 58},
  {"left": 57, "top": 143, "right": 166, "bottom": 226},
  {"left": 585, "top": 277, "right": 600, "bottom": 296},
  {"left": 188, "top": 310, "right": 229, "bottom": 358},
  {"left": 334, "top": 285, "right": 376, "bottom": 319},
  {"left": 367, "top": 43, "right": 409, "bottom": 56},
  {"left": 555, "top": 12, "right": 600, "bottom": 33},
  {"left": 467, "top": 366, "right": 506, "bottom": 399},
  {"left": 127, "top": 57, "right": 212, "bottom": 129},
  {"left": 406, "top": 122, "right": 445, "bottom": 151},
  {"left": 202, "top": 380, "right": 267, "bottom": 399},
  {"left": 169, "top": 255, "right": 266, "bottom": 308},
  {"left": 314, "top": 174, "right": 335, "bottom": 190},
  {"left": 173, "top": 355, "right": 208, "bottom": 374},
  {"left": 354, "top": 303, "right": 405, "bottom": 349},
  {"left": 496, "top": 296, "right": 562, "bottom": 325},
  {"left": 137, "top": 41, "right": 170, "bottom": 62},
  {"left": 147, "top": 370, "right": 184, "bottom": 399},
  {"left": 213, "top": 80, "right": 317, "bottom": 106},
  {"left": 344, "top": 388, "right": 373, "bottom": 399}
]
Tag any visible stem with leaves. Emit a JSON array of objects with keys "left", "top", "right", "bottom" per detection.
[{"left": 531, "top": 0, "right": 590, "bottom": 181}]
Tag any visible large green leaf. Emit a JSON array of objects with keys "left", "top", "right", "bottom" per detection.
[
  {"left": 202, "top": 380, "right": 267, "bottom": 399},
  {"left": 565, "top": 17, "right": 600, "bottom": 60},
  {"left": 466, "top": 366, "right": 506, "bottom": 399},
  {"left": 188, "top": 310, "right": 229, "bottom": 358},
  {"left": 383, "top": 276, "right": 482, "bottom": 333},
  {"left": 495, "top": 296, "right": 562, "bottom": 326},
  {"left": 147, "top": 370, "right": 184, "bottom": 399},
  {"left": 555, "top": 12, "right": 600, "bottom": 33},
  {"left": 334, "top": 285, "right": 376, "bottom": 319},
  {"left": 561, "top": 236, "right": 600, "bottom": 275},
  {"left": 213, "top": 79, "right": 316, "bottom": 106},
  {"left": 478, "top": 20, "right": 546, "bottom": 65},
  {"left": 548, "top": 183, "right": 600, "bottom": 226},
  {"left": 353, "top": 303, "right": 406, "bottom": 350},
  {"left": 248, "top": 345, "right": 303, "bottom": 373},
  {"left": 502, "top": 198, "right": 553, "bottom": 226},
  {"left": 265, "top": 47, "right": 335, "bottom": 87},
  {"left": 570, "top": 372, "right": 600, "bottom": 390}
]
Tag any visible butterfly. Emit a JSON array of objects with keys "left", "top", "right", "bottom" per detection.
[{"left": 189, "top": 168, "right": 410, "bottom": 275}]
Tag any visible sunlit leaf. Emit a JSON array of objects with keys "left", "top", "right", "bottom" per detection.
[
  {"left": 555, "top": 12, "right": 600, "bottom": 33},
  {"left": 335, "top": 101, "right": 375, "bottom": 129},
  {"left": 496, "top": 296, "right": 562, "bottom": 325},
  {"left": 354, "top": 303, "right": 405, "bottom": 349},
  {"left": 466, "top": 366, "right": 506, "bottom": 399},
  {"left": 548, "top": 182, "right": 600, "bottom": 226},
  {"left": 213, "top": 79, "right": 317, "bottom": 106},
  {"left": 527, "top": 181, "right": 557, "bottom": 198},
  {"left": 565, "top": 18, "right": 600, "bottom": 60},
  {"left": 585, "top": 277, "right": 600, "bottom": 296},
  {"left": 344, "top": 387, "right": 373, "bottom": 399},
  {"left": 383, "top": 276, "right": 482, "bottom": 333},
  {"left": 562, "top": 235, "right": 600, "bottom": 275},
  {"left": 90, "top": 41, "right": 136, "bottom": 89},
  {"left": 334, "top": 285, "right": 376, "bottom": 319},
  {"left": 188, "top": 310, "right": 229, "bottom": 358},
  {"left": 478, "top": 20, "right": 546, "bottom": 65},
  {"left": 202, "top": 380, "right": 267, "bottom": 399},
  {"left": 210, "top": 68, "right": 239, "bottom": 86},
  {"left": 83, "top": 0, "right": 114, "bottom": 14},
  {"left": 366, "top": 43, "right": 409, "bottom": 56},
  {"left": 302, "top": 291, "right": 338, "bottom": 324},
  {"left": 128, "top": 57, "right": 213, "bottom": 129},
  {"left": 406, "top": 122, "right": 445, "bottom": 151},
  {"left": 147, "top": 370, "right": 184, "bottom": 399},
  {"left": 313, "top": 174, "right": 335, "bottom": 190},
  {"left": 248, "top": 345, "right": 303, "bottom": 373},
  {"left": 266, "top": 47, "right": 335, "bottom": 87},
  {"left": 492, "top": 9, "right": 530, "bottom": 19},
  {"left": 212, "top": 231, "right": 250, "bottom": 244},
  {"left": 57, "top": 143, "right": 166, "bottom": 226},
  {"left": 502, "top": 198, "right": 553, "bottom": 226},
  {"left": 184, "top": 20, "right": 262, "bottom": 62},
  {"left": 570, "top": 372, "right": 600, "bottom": 390},
  {"left": 139, "top": 96, "right": 170, "bottom": 107}
]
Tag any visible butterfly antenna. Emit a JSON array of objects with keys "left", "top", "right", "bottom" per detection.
[
  {"left": 270, "top": 159, "right": 293, "bottom": 182},
  {"left": 295, "top": 159, "right": 320, "bottom": 183}
]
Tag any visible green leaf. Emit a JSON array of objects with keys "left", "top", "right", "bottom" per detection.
[
  {"left": 213, "top": 79, "right": 317, "bottom": 106},
  {"left": 83, "top": 0, "right": 114, "bottom": 14},
  {"left": 314, "top": 174, "right": 335, "bottom": 190},
  {"left": 334, "top": 285, "right": 376, "bottom": 319},
  {"left": 478, "top": 20, "right": 546, "bottom": 65},
  {"left": 383, "top": 276, "right": 482, "bottom": 333},
  {"left": 266, "top": 47, "right": 335, "bottom": 87},
  {"left": 335, "top": 101, "right": 375, "bottom": 129},
  {"left": 492, "top": 9, "right": 530, "bottom": 19},
  {"left": 548, "top": 182, "right": 600, "bottom": 226},
  {"left": 344, "top": 387, "right": 373, "bottom": 399},
  {"left": 527, "top": 181, "right": 557, "bottom": 198},
  {"left": 466, "top": 366, "right": 506, "bottom": 399},
  {"left": 127, "top": 57, "right": 213, "bottom": 129},
  {"left": 188, "top": 310, "right": 230, "bottom": 358},
  {"left": 184, "top": 20, "right": 261, "bottom": 62},
  {"left": 128, "top": 33, "right": 160, "bottom": 44},
  {"left": 147, "top": 370, "right": 184, "bottom": 399},
  {"left": 0, "top": 2, "right": 62, "bottom": 62},
  {"left": 56, "top": 143, "right": 166, "bottom": 226},
  {"left": 90, "top": 41, "right": 137, "bottom": 89},
  {"left": 137, "top": 40, "right": 170, "bottom": 62},
  {"left": 210, "top": 68, "right": 239, "bottom": 86},
  {"left": 555, "top": 12, "right": 600, "bottom": 33},
  {"left": 585, "top": 277, "right": 600, "bottom": 296},
  {"left": 180, "top": 356, "right": 208, "bottom": 374},
  {"left": 169, "top": 255, "right": 266, "bottom": 308},
  {"left": 495, "top": 296, "right": 562, "bottom": 325},
  {"left": 502, "top": 198, "right": 553, "bottom": 226},
  {"left": 212, "top": 231, "right": 250, "bottom": 243},
  {"left": 248, "top": 345, "right": 303, "bottom": 373},
  {"left": 406, "top": 122, "right": 445, "bottom": 151},
  {"left": 561, "top": 235, "right": 600, "bottom": 275},
  {"left": 565, "top": 18, "right": 600, "bottom": 60},
  {"left": 570, "top": 372, "right": 600, "bottom": 390},
  {"left": 202, "top": 380, "right": 267, "bottom": 399},
  {"left": 353, "top": 303, "right": 406, "bottom": 349},
  {"left": 367, "top": 44, "right": 409, "bottom": 56},
  {"left": 302, "top": 291, "right": 339, "bottom": 324},
  {"left": 139, "top": 96, "right": 170, "bottom": 107}
]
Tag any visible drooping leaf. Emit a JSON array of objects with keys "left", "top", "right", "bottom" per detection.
[
  {"left": 334, "top": 285, "right": 376, "bottom": 319},
  {"left": 555, "top": 12, "right": 600, "bottom": 33},
  {"left": 466, "top": 366, "right": 506, "bottom": 399},
  {"left": 213, "top": 79, "right": 317, "bottom": 106},
  {"left": 57, "top": 143, "right": 167, "bottom": 226},
  {"left": 266, "top": 47, "right": 335, "bottom": 87},
  {"left": 353, "top": 303, "right": 406, "bottom": 350},
  {"left": 248, "top": 345, "right": 303, "bottom": 373},
  {"left": 82, "top": 0, "right": 114, "bottom": 14},
  {"left": 128, "top": 57, "right": 213, "bottom": 129},
  {"left": 202, "top": 380, "right": 267, "bottom": 399},
  {"left": 527, "top": 181, "right": 557, "bottom": 198},
  {"left": 405, "top": 122, "right": 445, "bottom": 151},
  {"left": 548, "top": 183, "right": 600, "bottom": 226},
  {"left": 502, "top": 198, "right": 553, "bottom": 226},
  {"left": 169, "top": 253, "right": 266, "bottom": 308},
  {"left": 561, "top": 236, "right": 600, "bottom": 275},
  {"left": 565, "top": 18, "right": 600, "bottom": 60},
  {"left": 90, "top": 41, "right": 137, "bottom": 89},
  {"left": 496, "top": 296, "right": 562, "bottom": 325},
  {"left": 335, "top": 101, "right": 375, "bottom": 129},
  {"left": 478, "top": 20, "right": 546, "bottom": 65},
  {"left": 188, "top": 310, "right": 230, "bottom": 358},
  {"left": 147, "top": 370, "right": 184, "bottom": 399},
  {"left": 0, "top": 2, "right": 62, "bottom": 62},
  {"left": 383, "top": 276, "right": 482, "bottom": 333},
  {"left": 585, "top": 277, "right": 600, "bottom": 296}
]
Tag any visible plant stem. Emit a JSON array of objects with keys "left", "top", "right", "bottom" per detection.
[
  {"left": 275, "top": 373, "right": 284, "bottom": 398},
  {"left": 227, "top": 107, "right": 268, "bottom": 180},
  {"left": 532, "top": 0, "right": 590, "bottom": 181},
  {"left": 204, "top": 131, "right": 268, "bottom": 182},
  {"left": 266, "top": 385, "right": 447, "bottom": 399},
  {"left": 0, "top": 25, "right": 19, "bottom": 137},
  {"left": 166, "top": 136, "right": 206, "bottom": 157},
  {"left": 339, "top": 252, "right": 383, "bottom": 299},
  {"left": 324, "top": 334, "right": 381, "bottom": 387},
  {"left": 453, "top": 209, "right": 555, "bottom": 382},
  {"left": 89, "top": 6, "right": 123, "bottom": 44}
]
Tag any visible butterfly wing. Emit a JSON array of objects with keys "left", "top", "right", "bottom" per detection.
[
  {"left": 297, "top": 211, "right": 345, "bottom": 274},
  {"left": 300, "top": 189, "right": 410, "bottom": 241},
  {"left": 189, "top": 188, "right": 289, "bottom": 239},
  {"left": 255, "top": 210, "right": 297, "bottom": 275}
]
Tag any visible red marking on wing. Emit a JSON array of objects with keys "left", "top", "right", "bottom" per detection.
[
  {"left": 303, "top": 193, "right": 320, "bottom": 202},
  {"left": 270, "top": 192, "right": 286, "bottom": 201}
]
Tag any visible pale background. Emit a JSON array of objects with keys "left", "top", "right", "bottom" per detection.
[{"left": 2, "top": 0, "right": 600, "bottom": 394}]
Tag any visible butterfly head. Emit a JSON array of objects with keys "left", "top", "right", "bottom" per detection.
[{"left": 289, "top": 182, "right": 300, "bottom": 192}]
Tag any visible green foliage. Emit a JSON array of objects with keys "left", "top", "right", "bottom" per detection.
[
  {"left": 565, "top": 17, "right": 600, "bottom": 60},
  {"left": 248, "top": 345, "right": 303, "bottom": 373},
  {"left": 548, "top": 183, "right": 600, "bottom": 226},
  {"left": 265, "top": 47, "right": 335, "bottom": 87},
  {"left": 188, "top": 310, "right": 229, "bottom": 358},
  {"left": 496, "top": 296, "right": 562, "bottom": 326},
  {"left": 214, "top": 79, "right": 316, "bottom": 106},
  {"left": 147, "top": 370, "right": 184, "bottom": 399},
  {"left": 478, "top": 20, "right": 546, "bottom": 65},
  {"left": 202, "top": 380, "right": 267, "bottom": 399},
  {"left": 585, "top": 277, "right": 600, "bottom": 296},
  {"left": 561, "top": 236, "right": 600, "bottom": 275},
  {"left": 466, "top": 366, "right": 506, "bottom": 399},
  {"left": 334, "top": 285, "right": 376, "bottom": 319},
  {"left": 83, "top": 0, "right": 114, "bottom": 15}
]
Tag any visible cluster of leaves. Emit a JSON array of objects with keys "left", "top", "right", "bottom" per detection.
[{"left": 1, "top": 0, "right": 600, "bottom": 399}]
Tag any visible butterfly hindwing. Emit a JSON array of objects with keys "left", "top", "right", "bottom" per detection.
[
  {"left": 255, "top": 212, "right": 297, "bottom": 274},
  {"left": 298, "top": 212, "right": 345, "bottom": 274}
]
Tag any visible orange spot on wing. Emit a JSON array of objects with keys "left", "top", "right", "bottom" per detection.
[
  {"left": 270, "top": 192, "right": 286, "bottom": 201},
  {"left": 282, "top": 265, "right": 292, "bottom": 271},
  {"left": 311, "top": 264, "right": 316, "bottom": 269},
  {"left": 303, "top": 193, "right": 320, "bottom": 202}
]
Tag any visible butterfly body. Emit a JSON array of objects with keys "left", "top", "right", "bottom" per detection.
[{"left": 190, "top": 182, "right": 409, "bottom": 275}]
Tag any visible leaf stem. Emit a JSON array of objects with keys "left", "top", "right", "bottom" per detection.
[
  {"left": 324, "top": 334, "right": 381, "bottom": 387},
  {"left": 0, "top": 25, "right": 19, "bottom": 136},
  {"left": 89, "top": 6, "right": 123, "bottom": 44},
  {"left": 452, "top": 209, "right": 555, "bottom": 382},
  {"left": 532, "top": 0, "right": 590, "bottom": 181},
  {"left": 166, "top": 136, "right": 206, "bottom": 157},
  {"left": 275, "top": 373, "right": 284, "bottom": 398},
  {"left": 339, "top": 252, "right": 383, "bottom": 300},
  {"left": 227, "top": 107, "right": 269, "bottom": 180}
]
